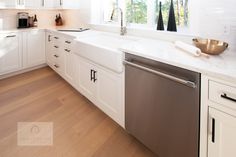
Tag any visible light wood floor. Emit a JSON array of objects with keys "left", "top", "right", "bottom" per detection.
[{"left": 0, "top": 67, "right": 156, "bottom": 157}]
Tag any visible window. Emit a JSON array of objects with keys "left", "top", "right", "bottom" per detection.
[
  {"left": 155, "top": 0, "right": 189, "bottom": 27},
  {"left": 103, "top": 0, "right": 119, "bottom": 22},
  {"left": 126, "top": 0, "right": 147, "bottom": 24},
  {"left": 102, "top": 0, "right": 189, "bottom": 29}
]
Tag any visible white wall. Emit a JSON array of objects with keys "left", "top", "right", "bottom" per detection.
[
  {"left": 193, "top": 0, "right": 236, "bottom": 51},
  {"left": 61, "top": 0, "right": 91, "bottom": 28}
]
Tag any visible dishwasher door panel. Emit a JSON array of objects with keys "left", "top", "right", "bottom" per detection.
[{"left": 125, "top": 60, "right": 200, "bottom": 157}]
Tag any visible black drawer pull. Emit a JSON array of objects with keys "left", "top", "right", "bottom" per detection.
[
  {"left": 5, "top": 35, "right": 16, "bottom": 38},
  {"left": 54, "top": 55, "right": 59, "bottom": 58},
  {"left": 93, "top": 71, "right": 97, "bottom": 82},
  {"left": 65, "top": 49, "right": 71, "bottom": 52},
  {"left": 90, "top": 69, "right": 94, "bottom": 81},
  {"left": 65, "top": 41, "right": 71, "bottom": 44},
  {"left": 54, "top": 37, "right": 59, "bottom": 39},
  {"left": 48, "top": 35, "right": 51, "bottom": 42},
  {"left": 54, "top": 46, "right": 59, "bottom": 48},
  {"left": 221, "top": 93, "right": 236, "bottom": 102},
  {"left": 54, "top": 65, "right": 59, "bottom": 68}
]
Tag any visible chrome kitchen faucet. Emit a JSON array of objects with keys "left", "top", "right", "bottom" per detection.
[{"left": 110, "top": 7, "right": 127, "bottom": 36}]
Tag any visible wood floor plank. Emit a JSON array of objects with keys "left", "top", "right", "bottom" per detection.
[{"left": 0, "top": 67, "right": 157, "bottom": 157}]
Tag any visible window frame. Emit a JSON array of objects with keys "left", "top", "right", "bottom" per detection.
[{"left": 100, "top": 0, "right": 190, "bottom": 31}]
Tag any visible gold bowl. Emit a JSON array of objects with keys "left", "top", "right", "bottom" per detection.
[{"left": 193, "top": 38, "right": 229, "bottom": 55}]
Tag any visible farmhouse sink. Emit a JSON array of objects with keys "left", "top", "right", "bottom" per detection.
[
  {"left": 74, "top": 33, "right": 139, "bottom": 73},
  {"left": 78, "top": 33, "right": 138, "bottom": 49}
]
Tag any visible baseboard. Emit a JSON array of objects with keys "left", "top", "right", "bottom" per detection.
[{"left": 0, "top": 64, "right": 48, "bottom": 80}]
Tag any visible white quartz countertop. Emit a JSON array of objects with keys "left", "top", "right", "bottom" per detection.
[{"left": 120, "top": 38, "right": 236, "bottom": 82}]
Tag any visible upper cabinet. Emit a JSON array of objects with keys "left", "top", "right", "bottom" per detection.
[
  {"left": 0, "top": 0, "right": 79, "bottom": 9},
  {"left": 24, "top": 0, "right": 44, "bottom": 8},
  {"left": 0, "top": 0, "right": 17, "bottom": 8},
  {"left": 62, "top": 0, "right": 79, "bottom": 9},
  {"left": 44, "top": 0, "right": 79, "bottom": 9},
  {"left": 44, "top": 0, "right": 61, "bottom": 9}
]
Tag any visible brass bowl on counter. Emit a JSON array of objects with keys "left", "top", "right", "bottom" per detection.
[{"left": 192, "top": 38, "right": 229, "bottom": 55}]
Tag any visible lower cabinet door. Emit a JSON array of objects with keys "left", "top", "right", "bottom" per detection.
[
  {"left": 24, "top": 30, "right": 46, "bottom": 68},
  {"left": 46, "top": 33, "right": 53, "bottom": 65},
  {"left": 0, "top": 34, "right": 22, "bottom": 74},
  {"left": 208, "top": 107, "right": 236, "bottom": 157},
  {"left": 76, "top": 56, "right": 96, "bottom": 101},
  {"left": 96, "top": 67, "right": 124, "bottom": 126},
  {"left": 74, "top": 56, "right": 124, "bottom": 127},
  {"left": 64, "top": 50, "right": 74, "bottom": 84}
]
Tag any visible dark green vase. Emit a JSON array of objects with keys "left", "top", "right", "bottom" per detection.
[
  {"left": 157, "top": 2, "right": 164, "bottom": 31},
  {"left": 167, "top": 0, "right": 177, "bottom": 32}
]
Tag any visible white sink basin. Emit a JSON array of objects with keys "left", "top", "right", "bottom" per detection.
[
  {"left": 78, "top": 33, "right": 138, "bottom": 49},
  {"left": 74, "top": 32, "right": 139, "bottom": 73}
]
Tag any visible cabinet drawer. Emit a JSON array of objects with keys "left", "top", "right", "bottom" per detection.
[
  {"left": 64, "top": 39, "right": 73, "bottom": 47},
  {"left": 209, "top": 80, "right": 236, "bottom": 110},
  {"left": 52, "top": 61, "right": 64, "bottom": 74}
]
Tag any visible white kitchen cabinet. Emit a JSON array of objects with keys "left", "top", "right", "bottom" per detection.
[
  {"left": 44, "top": 0, "right": 62, "bottom": 8},
  {"left": 0, "top": 0, "right": 78, "bottom": 9},
  {"left": 64, "top": 39, "right": 75, "bottom": 84},
  {"left": 208, "top": 107, "right": 236, "bottom": 157},
  {"left": 23, "top": 30, "right": 46, "bottom": 68},
  {"left": 46, "top": 32, "right": 75, "bottom": 81},
  {"left": 0, "top": 0, "right": 16, "bottom": 8},
  {"left": 201, "top": 75, "right": 236, "bottom": 157},
  {"left": 75, "top": 55, "right": 124, "bottom": 126},
  {"left": 64, "top": 50, "right": 74, "bottom": 83},
  {"left": 96, "top": 67, "right": 124, "bottom": 125},
  {"left": 0, "top": 33, "right": 22, "bottom": 75},
  {"left": 46, "top": 32, "right": 54, "bottom": 66},
  {"left": 62, "top": 0, "right": 79, "bottom": 9},
  {"left": 24, "top": 0, "right": 43, "bottom": 8},
  {"left": 48, "top": 34, "right": 65, "bottom": 75},
  {"left": 76, "top": 56, "right": 97, "bottom": 101}
]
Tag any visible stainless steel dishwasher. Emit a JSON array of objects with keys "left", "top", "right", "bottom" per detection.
[{"left": 124, "top": 53, "right": 200, "bottom": 157}]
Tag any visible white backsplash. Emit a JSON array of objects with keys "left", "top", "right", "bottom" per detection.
[
  {"left": 0, "top": 9, "right": 63, "bottom": 30},
  {"left": 62, "top": 9, "right": 89, "bottom": 28},
  {"left": 196, "top": 0, "right": 236, "bottom": 51}
]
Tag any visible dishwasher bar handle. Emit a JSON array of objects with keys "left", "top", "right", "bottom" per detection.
[{"left": 124, "top": 60, "right": 196, "bottom": 88}]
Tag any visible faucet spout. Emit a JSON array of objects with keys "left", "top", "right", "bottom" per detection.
[{"left": 110, "top": 7, "right": 127, "bottom": 36}]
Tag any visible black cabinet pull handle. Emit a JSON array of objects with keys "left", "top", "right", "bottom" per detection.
[
  {"left": 65, "top": 41, "right": 71, "bottom": 44},
  {"left": 90, "top": 70, "right": 94, "bottom": 81},
  {"left": 93, "top": 71, "right": 97, "bottom": 82},
  {"left": 54, "top": 46, "right": 59, "bottom": 48},
  {"left": 65, "top": 49, "right": 71, "bottom": 52},
  {"left": 54, "top": 37, "right": 59, "bottom": 39},
  {"left": 212, "top": 118, "right": 215, "bottom": 143},
  {"left": 221, "top": 93, "right": 236, "bottom": 102},
  {"left": 5, "top": 35, "right": 16, "bottom": 38},
  {"left": 54, "top": 55, "right": 59, "bottom": 58},
  {"left": 54, "top": 65, "right": 59, "bottom": 68},
  {"left": 48, "top": 35, "right": 51, "bottom": 42}
]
